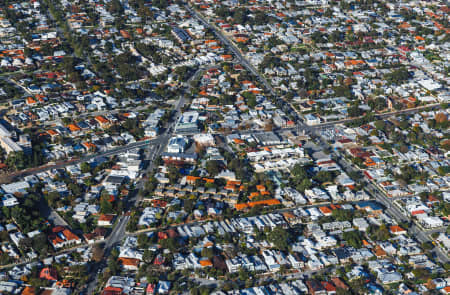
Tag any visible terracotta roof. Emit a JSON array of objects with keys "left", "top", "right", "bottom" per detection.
[
  {"left": 186, "top": 175, "right": 201, "bottom": 182},
  {"left": 199, "top": 259, "right": 213, "bottom": 267},
  {"left": 22, "top": 287, "right": 36, "bottom": 295},
  {"left": 118, "top": 257, "right": 140, "bottom": 267},
  {"left": 256, "top": 185, "right": 266, "bottom": 191},
  {"left": 101, "top": 286, "right": 123, "bottom": 295},
  {"left": 99, "top": 214, "right": 115, "bottom": 222},
  {"left": 331, "top": 277, "right": 349, "bottom": 290},
  {"left": 322, "top": 282, "right": 336, "bottom": 292},
  {"left": 227, "top": 180, "right": 241, "bottom": 186},
  {"left": 235, "top": 199, "right": 281, "bottom": 210},
  {"left": 95, "top": 115, "right": 109, "bottom": 124},
  {"left": 374, "top": 245, "right": 387, "bottom": 257},
  {"left": 389, "top": 225, "right": 406, "bottom": 233},
  {"left": 82, "top": 142, "right": 96, "bottom": 149},
  {"left": 319, "top": 206, "right": 332, "bottom": 214},
  {"left": 63, "top": 229, "right": 80, "bottom": 241},
  {"left": 282, "top": 212, "right": 296, "bottom": 219},
  {"left": 26, "top": 97, "right": 37, "bottom": 104},
  {"left": 67, "top": 124, "right": 81, "bottom": 132},
  {"left": 47, "top": 130, "right": 58, "bottom": 136}
]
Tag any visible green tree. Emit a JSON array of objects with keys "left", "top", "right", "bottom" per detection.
[
  {"left": 159, "top": 237, "right": 179, "bottom": 252},
  {"left": 242, "top": 91, "right": 257, "bottom": 108},
  {"left": 368, "top": 224, "right": 390, "bottom": 241},
  {"left": 438, "top": 166, "right": 449, "bottom": 176},
  {"left": 144, "top": 175, "right": 158, "bottom": 193},
  {"left": 374, "top": 120, "right": 386, "bottom": 131},
  {"left": 167, "top": 165, "right": 180, "bottom": 184},
  {"left": 342, "top": 231, "right": 363, "bottom": 248},
  {"left": 80, "top": 162, "right": 91, "bottom": 174},
  {"left": 291, "top": 164, "right": 308, "bottom": 178},
  {"left": 201, "top": 247, "right": 214, "bottom": 259},
  {"left": 184, "top": 199, "right": 195, "bottom": 213},
  {"left": 137, "top": 233, "right": 149, "bottom": 249},
  {"left": 143, "top": 249, "right": 155, "bottom": 263},
  {"left": 336, "top": 287, "right": 352, "bottom": 295},
  {"left": 314, "top": 170, "right": 338, "bottom": 184},
  {"left": 267, "top": 227, "right": 289, "bottom": 251},
  {"left": 238, "top": 267, "right": 249, "bottom": 281},
  {"left": 100, "top": 193, "right": 114, "bottom": 214},
  {"left": 205, "top": 160, "right": 222, "bottom": 176},
  {"left": 108, "top": 258, "right": 120, "bottom": 275},
  {"left": 332, "top": 209, "right": 353, "bottom": 221},
  {"left": 347, "top": 105, "right": 364, "bottom": 118},
  {"left": 46, "top": 191, "right": 60, "bottom": 207},
  {"left": 296, "top": 178, "right": 312, "bottom": 192},
  {"left": 368, "top": 96, "right": 387, "bottom": 111},
  {"left": 384, "top": 67, "right": 410, "bottom": 84},
  {"left": 6, "top": 151, "right": 28, "bottom": 170},
  {"left": 68, "top": 182, "right": 83, "bottom": 197}
]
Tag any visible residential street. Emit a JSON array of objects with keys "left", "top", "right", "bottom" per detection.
[{"left": 0, "top": 0, "right": 449, "bottom": 294}]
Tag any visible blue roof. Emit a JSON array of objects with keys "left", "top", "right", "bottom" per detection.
[
  {"left": 371, "top": 157, "right": 383, "bottom": 163},
  {"left": 357, "top": 201, "right": 383, "bottom": 211},
  {"left": 77, "top": 121, "right": 89, "bottom": 129}
]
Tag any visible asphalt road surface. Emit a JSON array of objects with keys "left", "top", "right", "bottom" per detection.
[{"left": 8, "top": 6, "right": 446, "bottom": 292}]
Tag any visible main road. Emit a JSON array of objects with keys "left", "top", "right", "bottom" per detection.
[
  {"left": 86, "top": 64, "right": 194, "bottom": 295},
  {"left": 85, "top": 117, "right": 177, "bottom": 294},
  {"left": 315, "top": 128, "right": 449, "bottom": 264},
  {"left": 184, "top": 5, "right": 276, "bottom": 98},
  {"left": 188, "top": 2, "right": 449, "bottom": 265},
  {"left": 1, "top": 96, "right": 441, "bottom": 185},
  {"left": 0, "top": 136, "right": 168, "bottom": 184},
  {"left": 2, "top": 5, "right": 447, "bottom": 291}
]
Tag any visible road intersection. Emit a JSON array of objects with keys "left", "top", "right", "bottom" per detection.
[{"left": 5, "top": 4, "right": 443, "bottom": 292}]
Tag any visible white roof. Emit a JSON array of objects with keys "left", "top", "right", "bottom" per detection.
[
  {"left": 1, "top": 181, "right": 30, "bottom": 194},
  {"left": 0, "top": 123, "right": 11, "bottom": 137}
]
